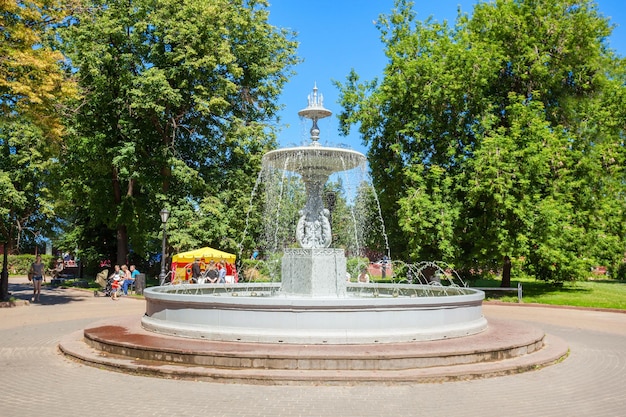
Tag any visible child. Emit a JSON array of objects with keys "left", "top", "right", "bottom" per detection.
[{"left": 111, "top": 274, "right": 121, "bottom": 300}]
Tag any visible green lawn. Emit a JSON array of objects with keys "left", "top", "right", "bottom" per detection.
[{"left": 469, "top": 277, "right": 626, "bottom": 310}]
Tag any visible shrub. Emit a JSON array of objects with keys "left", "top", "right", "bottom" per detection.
[{"left": 6, "top": 254, "right": 54, "bottom": 275}]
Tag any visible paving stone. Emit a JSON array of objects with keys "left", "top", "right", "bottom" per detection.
[{"left": 1, "top": 277, "right": 625, "bottom": 417}]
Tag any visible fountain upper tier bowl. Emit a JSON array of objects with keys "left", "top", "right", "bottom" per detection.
[{"left": 262, "top": 145, "right": 367, "bottom": 179}]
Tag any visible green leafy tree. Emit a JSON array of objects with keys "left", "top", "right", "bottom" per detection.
[
  {"left": 1, "top": 0, "right": 76, "bottom": 251},
  {"left": 58, "top": 0, "right": 298, "bottom": 266},
  {"left": 0, "top": 0, "right": 77, "bottom": 297},
  {"left": 1, "top": 0, "right": 77, "bottom": 142},
  {"left": 337, "top": 0, "right": 626, "bottom": 282}
]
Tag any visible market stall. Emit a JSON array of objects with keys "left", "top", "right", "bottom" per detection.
[{"left": 171, "top": 247, "right": 237, "bottom": 282}]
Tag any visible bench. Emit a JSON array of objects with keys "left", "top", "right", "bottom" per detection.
[
  {"left": 471, "top": 282, "right": 523, "bottom": 303},
  {"left": 49, "top": 272, "right": 78, "bottom": 286}
]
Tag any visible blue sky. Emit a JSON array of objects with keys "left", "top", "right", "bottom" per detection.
[{"left": 267, "top": 0, "right": 626, "bottom": 155}]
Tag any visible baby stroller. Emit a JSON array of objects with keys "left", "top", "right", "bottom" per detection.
[{"left": 94, "top": 269, "right": 113, "bottom": 297}]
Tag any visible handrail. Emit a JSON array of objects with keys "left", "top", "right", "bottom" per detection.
[{"left": 471, "top": 282, "right": 523, "bottom": 303}]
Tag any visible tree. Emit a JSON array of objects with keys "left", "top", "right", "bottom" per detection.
[
  {"left": 57, "top": 0, "right": 298, "bottom": 266},
  {"left": 0, "top": 0, "right": 77, "bottom": 297},
  {"left": 337, "top": 0, "right": 626, "bottom": 281},
  {"left": 1, "top": 0, "right": 77, "bottom": 250},
  {"left": 1, "top": 0, "right": 77, "bottom": 142}
]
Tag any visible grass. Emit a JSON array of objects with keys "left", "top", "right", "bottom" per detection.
[{"left": 468, "top": 276, "right": 626, "bottom": 310}]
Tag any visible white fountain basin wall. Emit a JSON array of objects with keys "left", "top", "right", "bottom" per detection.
[{"left": 142, "top": 284, "right": 487, "bottom": 344}]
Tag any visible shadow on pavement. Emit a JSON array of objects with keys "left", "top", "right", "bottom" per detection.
[{"left": 8, "top": 281, "right": 94, "bottom": 306}]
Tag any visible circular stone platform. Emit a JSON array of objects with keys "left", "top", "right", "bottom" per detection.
[{"left": 59, "top": 316, "right": 568, "bottom": 384}]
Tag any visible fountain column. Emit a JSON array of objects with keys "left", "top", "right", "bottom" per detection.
[{"left": 276, "top": 85, "right": 350, "bottom": 297}]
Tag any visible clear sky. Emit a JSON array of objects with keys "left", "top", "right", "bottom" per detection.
[{"left": 267, "top": 0, "right": 626, "bottom": 155}]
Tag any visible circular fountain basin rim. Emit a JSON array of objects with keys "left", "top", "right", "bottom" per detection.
[
  {"left": 144, "top": 284, "right": 484, "bottom": 308},
  {"left": 143, "top": 285, "right": 485, "bottom": 344}
]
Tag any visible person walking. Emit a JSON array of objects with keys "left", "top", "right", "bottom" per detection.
[{"left": 29, "top": 255, "right": 46, "bottom": 302}]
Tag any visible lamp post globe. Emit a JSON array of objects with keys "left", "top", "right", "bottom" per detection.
[{"left": 158, "top": 208, "right": 170, "bottom": 285}]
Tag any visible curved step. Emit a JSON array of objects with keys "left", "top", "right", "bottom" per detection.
[{"left": 59, "top": 316, "right": 568, "bottom": 384}]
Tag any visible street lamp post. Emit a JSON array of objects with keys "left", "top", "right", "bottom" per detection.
[{"left": 158, "top": 208, "right": 170, "bottom": 286}]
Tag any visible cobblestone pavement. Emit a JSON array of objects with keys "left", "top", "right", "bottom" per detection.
[{"left": 1, "top": 278, "right": 625, "bottom": 417}]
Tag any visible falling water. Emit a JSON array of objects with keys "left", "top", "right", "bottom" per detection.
[{"left": 237, "top": 169, "right": 264, "bottom": 261}]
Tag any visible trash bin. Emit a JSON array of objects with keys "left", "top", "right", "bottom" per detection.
[{"left": 135, "top": 273, "right": 146, "bottom": 295}]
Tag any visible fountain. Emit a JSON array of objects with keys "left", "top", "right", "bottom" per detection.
[
  {"left": 262, "top": 84, "right": 365, "bottom": 298},
  {"left": 59, "top": 86, "right": 568, "bottom": 383},
  {"left": 138, "top": 85, "right": 487, "bottom": 344}
]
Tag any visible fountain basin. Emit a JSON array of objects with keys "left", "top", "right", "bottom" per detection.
[
  {"left": 262, "top": 146, "right": 366, "bottom": 179},
  {"left": 142, "top": 284, "right": 487, "bottom": 344}
]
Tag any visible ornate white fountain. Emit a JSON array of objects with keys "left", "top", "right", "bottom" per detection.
[
  {"left": 60, "top": 86, "right": 568, "bottom": 385},
  {"left": 141, "top": 86, "right": 487, "bottom": 344},
  {"left": 263, "top": 84, "right": 366, "bottom": 297}
]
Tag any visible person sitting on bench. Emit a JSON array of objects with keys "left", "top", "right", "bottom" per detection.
[{"left": 52, "top": 258, "right": 64, "bottom": 279}]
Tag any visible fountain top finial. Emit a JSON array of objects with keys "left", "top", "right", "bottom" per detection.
[
  {"left": 307, "top": 83, "right": 324, "bottom": 108},
  {"left": 298, "top": 84, "right": 332, "bottom": 145}
]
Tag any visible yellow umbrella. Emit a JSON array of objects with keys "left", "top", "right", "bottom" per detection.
[{"left": 172, "top": 247, "right": 236, "bottom": 264}]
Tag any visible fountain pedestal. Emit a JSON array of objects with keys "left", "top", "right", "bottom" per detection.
[{"left": 281, "top": 248, "right": 347, "bottom": 297}]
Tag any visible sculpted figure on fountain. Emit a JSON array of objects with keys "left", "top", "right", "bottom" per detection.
[{"left": 296, "top": 209, "right": 332, "bottom": 248}]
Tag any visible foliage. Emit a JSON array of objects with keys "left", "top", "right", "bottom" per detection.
[
  {"left": 324, "top": 180, "right": 384, "bottom": 257},
  {"left": 336, "top": 0, "right": 626, "bottom": 281},
  {"left": 0, "top": 0, "right": 77, "bottom": 141},
  {"left": 55, "top": 0, "right": 299, "bottom": 265},
  {"left": 5, "top": 254, "right": 54, "bottom": 275},
  {"left": 0, "top": 0, "right": 77, "bottom": 253},
  {"left": 238, "top": 257, "right": 279, "bottom": 281},
  {"left": 346, "top": 256, "right": 370, "bottom": 280},
  {"left": 615, "top": 263, "right": 626, "bottom": 281}
]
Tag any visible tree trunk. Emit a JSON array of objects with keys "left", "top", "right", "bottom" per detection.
[
  {"left": 116, "top": 224, "right": 128, "bottom": 266},
  {"left": 111, "top": 167, "right": 129, "bottom": 265},
  {"left": 1, "top": 243, "right": 9, "bottom": 300},
  {"left": 501, "top": 255, "right": 511, "bottom": 287}
]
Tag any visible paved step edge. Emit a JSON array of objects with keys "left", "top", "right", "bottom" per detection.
[{"left": 59, "top": 330, "right": 569, "bottom": 385}]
